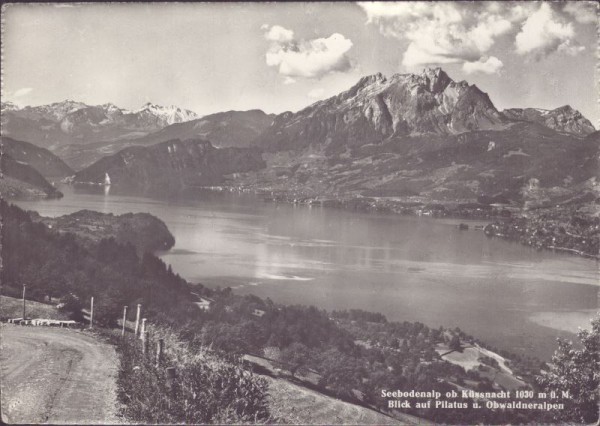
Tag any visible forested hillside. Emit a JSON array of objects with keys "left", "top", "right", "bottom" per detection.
[{"left": 1, "top": 200, "right": 194, "bottom": 325}]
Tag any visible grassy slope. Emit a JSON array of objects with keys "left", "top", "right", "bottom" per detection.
[
  {"left": 436, "top": 343, "right": 526, "bottom": 391},
  {"left": 265, "top": 376, "right": 426, "bottom": 425},
  {"left": 0, "top": 295, "right": 69, "bottom": 320},
  {"left": 242, "top": 354, "right": 426, "bottom": 425}
]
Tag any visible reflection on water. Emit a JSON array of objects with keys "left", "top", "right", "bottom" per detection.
[{"left": 15, "top": 185, "right": 599, "bottom": 360}]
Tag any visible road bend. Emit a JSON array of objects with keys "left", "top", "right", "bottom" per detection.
[{"left": 1, "top": 325, "right": 120, "bottom": 424}]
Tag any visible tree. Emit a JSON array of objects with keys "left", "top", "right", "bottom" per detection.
[
  {"left": 449, "top": 334, "right": 462, "bottom": 352},
  {"left": 93, "top": 293, "right": 122, "bottom": 327},
  {"left": 317, "top": 348, "right": 364, "bottom": 397},
  {"left": 537, "top": 313, "right": 599, "bottom": 424},
  {"left": 59, "top": 293, "right": 84, "bottom": 321},
  {"left": 281, "top": 342, "right": 311, "bottom": 377}
]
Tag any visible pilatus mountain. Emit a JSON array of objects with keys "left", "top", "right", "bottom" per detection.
[
  {"left": 260, "top": 68, "right": 506, "bottom": 152},
  {"left": 257, "top": 67, "right": 594, "bottom": 152},
  {"left": 246, "top": 68, "right": 597, "bottom": 205}
]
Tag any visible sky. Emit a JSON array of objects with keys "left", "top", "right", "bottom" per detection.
[{"left": 2, "top": 2, "right": 598, "bottom": 125}]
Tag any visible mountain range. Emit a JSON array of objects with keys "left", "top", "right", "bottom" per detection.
[
  {"left": 1, "top": 67, "right": 597, "bottom": 205},
  {"left": 52, "top": 109, "right": 275, "bottom": 170},
  {"left": 1, "top": 100, "right": 199, "bottom": 150}
]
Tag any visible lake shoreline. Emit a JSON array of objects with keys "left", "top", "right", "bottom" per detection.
[
  {"left": 201, "top": 185, "right": 600, "bottom": 261},
  {"left": 13, "top": 186, "right": 599, "bottom": 360},
  {"left": 529, "top": 310, "right": 598, "bottom": 334}
]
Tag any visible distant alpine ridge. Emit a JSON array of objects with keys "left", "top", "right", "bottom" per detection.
[
  {"left": 54, "top": 109, "right": 275, "bottom": 170},
  {"left": 1, "top": 100, "right": 199, "bottom": 148},
  {"left": 502, "top": 106, "right": 595, "bottom": 137},
  {"left": 2, "top": 67, "right": 597, "bottom": 205},
  {"left": 73, "top": 138, "right": 265, "bottom": 191}
]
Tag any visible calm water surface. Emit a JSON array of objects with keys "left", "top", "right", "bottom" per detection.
[{"left": 15, "top": 185, "right": 599, "bottom": 360}]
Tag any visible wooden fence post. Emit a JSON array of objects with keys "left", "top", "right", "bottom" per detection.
[
  {"left": 121, "top": 306, "right": 128, "bottom": 337},
  {"left": 134, "top": 304, "right": 141, "bottom": 336},
  {"left": 89, "top": 297, "right": 94, "bottom": 329},
  {"left": 140, "top": 318, "right": 147, "bottom": 340},
  {"left": 22, "top": 284, "right": 26, "bottom": 320},
  {"left": 165, "top": 366, "right": 177, "bottom": 408},
  {"left": 142, "top": 330, "right": 149, "bottom": 354},
  {"left": 156, "top": 339, "right": 164, "bottom": 367}
]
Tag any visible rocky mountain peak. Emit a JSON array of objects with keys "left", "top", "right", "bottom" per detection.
[
  {"left": 343, "top": 73, "right": 388, "bottom": 99},
  {"left": 361, "top": 72, "right": 387, "bottom": 85},
  {"left": 133, "top": 102, "right": 199, "bottom": 125},
  {"left": 554, "top": 105, "right": 576, "bottom": 114},
  {"left": 420, "top": 67, "right": 452, "bottom": 93},
  {"left": 101, "top": 103, "right": 123, "bottom": 115},
  {"left": 140, "top": 102, "right": 162, "bottom": 110},
  {"left": 52, "top": 99, "right": 88, "bottom": 110}
]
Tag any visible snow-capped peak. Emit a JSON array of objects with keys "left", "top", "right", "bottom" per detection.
[
  {"left": 135, "top": 102, "right": 199, "bottom": 125},
  {"left": 24, "top": 100, "right": 89, "bottom": 121},
  {"left": 1, "top": 101, "right": 20, "bottom": 112},
  {"left": 102, "top": 102, "right": 120, "bottom": 110}
]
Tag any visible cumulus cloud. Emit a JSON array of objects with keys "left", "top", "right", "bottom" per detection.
[
  {"left": 462, "top": 56, "right": 504, "bottom": 75},
  {"left": 358, "top": 2, "right": 513, "bottom": 71},
  {"left": 358, "top": 2, "right": 588, "bottom": 72},
  {"left": 508, "top": 3, "right": 539, "bottom": 23},
  {"left": 307, "top": 88, "right": 325, "bottom": 99},
  {"left": 261, "top": 24, "right": 294, "bottom": 42},
  {"left": 262, "top": 25, "right": 353, "bottom": 81},
  {"left": 557, "top": 40, "right": 586, "bottom": 56},
  {"left": 13, "top": 87, "right": 33, "bottom": 97},
  {"left": 515, "top": 3, "right": 578, "bottom": 56},
  {"left": 563, "top": 2, "right": 597, "bottom": 24}
]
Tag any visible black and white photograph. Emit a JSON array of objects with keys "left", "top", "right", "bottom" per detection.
[{"left": 0, "top": 1, "right": 598, "bottom": 424}]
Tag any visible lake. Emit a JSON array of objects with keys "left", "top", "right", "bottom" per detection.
[{"left": 14, "top": 185, "right": 599, "bottom": 360}]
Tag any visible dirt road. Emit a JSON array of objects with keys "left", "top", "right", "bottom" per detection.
[{"left": 1, "top": 325, "right": 120, "bottom": 424}]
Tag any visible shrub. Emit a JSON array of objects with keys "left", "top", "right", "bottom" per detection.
[{"left": 112, "top": 325, "right": 271, "bottom": 424}]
